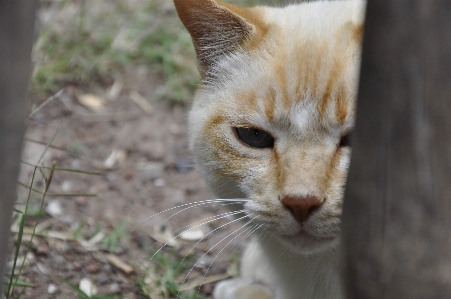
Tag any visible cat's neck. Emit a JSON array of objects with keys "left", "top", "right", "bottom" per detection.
[{"left": 258, "top": 235, "right": 343, "bottom": 299}]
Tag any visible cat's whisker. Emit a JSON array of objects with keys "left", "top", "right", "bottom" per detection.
[
  {"left": 263, "top": 245, "right": 288, "bottom": 275},
  {"left": 210, "top": 223, "right": 263, "bottom": 272},
  {"left": 177, "top": 216, "right": 256, "bottom": 298},
  {"left": 138, "top": 210, "right": 247, "bottom": 284},
  {"left": 130, "top": 199, "right": 246, "bottom": 233},
  {"left": 171, "top": 0, "right": 364, "bottom": 296},
  {"left": 210, "top": 202, "right": 246, "bottom": 214},
  {"left": 195, "top": 223, "right": 264, "bottom": 296},
  {"left": 173, "top": 215, "right": 252, "bottom": 279},
  {"left": 213, "top": 198, "right": 250, "bottom": 202},
  {"left": 171, "top": 209, "right": 247, "bottom": 240},
  {"left": 240, "top": 223, "right": 271, "bottom": 268}
]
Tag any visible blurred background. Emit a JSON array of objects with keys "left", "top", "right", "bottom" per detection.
[{"left": 6, "top": 0, "right": 285, "bottom": 298}]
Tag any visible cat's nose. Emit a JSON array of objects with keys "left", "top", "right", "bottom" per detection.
[{"left": 282, "top": 195, "right": 323, "bottom": 223}]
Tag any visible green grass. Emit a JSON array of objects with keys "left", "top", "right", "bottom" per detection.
[
  {"left": 4, "top": 131, "right": 103, "bottom": 299},
  {"left": 33, "top": 0, "right": 286, "bottom": 103},
  {"left": 33, "top": 0, "right": 198, "bottom": 103},
  {"left": 138, "top": 249, "right": 207, "bottom": 299},
  {"left": 101, "top": 219, "right": 129, "bottom": 253}
]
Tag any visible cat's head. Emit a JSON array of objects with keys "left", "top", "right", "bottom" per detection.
[{"left": 175, "top": 0, "right": 364, "bottom": 254}]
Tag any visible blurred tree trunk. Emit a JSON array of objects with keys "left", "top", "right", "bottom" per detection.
[
  {"left": 0, "top": 0, "right": 37, "bottom": 294},
  {"left": 342, "top": 1, "right": 451, "bottom": 298}
]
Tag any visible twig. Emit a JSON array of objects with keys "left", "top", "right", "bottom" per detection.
[
  {"left": 130, "top": 91, "right": 154, "bottom": 114},
  {"left": 23, "top": 138, "right": 83, "bottom": 157},
  {"left": 107, "top": 254, "right": 134, "bottom": 275},
  {"left": 10, "top": 225, "right": 74, "bottom": 241},
  {"left": 29, "top": 89, "right": 64, "bottom": 117},
  {"left": 20, "top": 160, "right": 101, "bottom": 175},
  {"left": 17, "top": 182, "right": 98, "bottom": 197}
]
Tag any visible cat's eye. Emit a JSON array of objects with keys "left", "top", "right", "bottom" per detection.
[
  {"left": 235, "top": 127, "right": 275, "bottom": 149},
  {"left": 339, "top": 132, "right": 352, "bottom": 147}
]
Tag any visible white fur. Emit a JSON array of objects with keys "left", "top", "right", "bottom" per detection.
[{"left": 185, "top": 1, "right": 366, "bottom": 299}]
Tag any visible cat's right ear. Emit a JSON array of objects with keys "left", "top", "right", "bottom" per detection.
[{"left": 174, "top": 0, "right": 261, "bottom": 78}]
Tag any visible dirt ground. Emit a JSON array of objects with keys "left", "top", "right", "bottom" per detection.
[{"left": 7, "top": 71, "right": 240, "bottom": 299}]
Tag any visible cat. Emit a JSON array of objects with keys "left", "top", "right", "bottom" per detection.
[{"left": 174, "top": 0, "right": 365, "bottom": 298}]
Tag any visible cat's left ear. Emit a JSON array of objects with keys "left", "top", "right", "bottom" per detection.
[{"left": 174, "top": 0, "right": 264, "bottom": 78}]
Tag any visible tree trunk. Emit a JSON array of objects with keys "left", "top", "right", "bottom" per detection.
[
  {"left": 342, "top": 1, "right": 451, "bottom": 298},
  {"left": 0, "top": 0, "right": 37, "bottom": 294}
]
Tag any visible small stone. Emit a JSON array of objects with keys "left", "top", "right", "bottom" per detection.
[
  {"left": 47, "top": 284, "right": 58, "bottom": 294},
  {"left": 109, "top": 283, "right": 120, "bottom": 294},
  {"left": 75, "top": 197, "right": 87, "bottom": 206},
  {"left": 153, "top": 178, "right": 165, "bottom": 187},
  {"left": 179, "top": 227, "right": 208, "bottom": 241},
  {"left": 46, "top": 200, "right": 63, "bottom": 217},
  {"left": 61, "top": 180, "right": 73, "bottom": 192}
]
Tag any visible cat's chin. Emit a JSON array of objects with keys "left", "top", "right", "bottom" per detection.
[{"left": 274, "top": 230, "right": 339, "bottom": 255}]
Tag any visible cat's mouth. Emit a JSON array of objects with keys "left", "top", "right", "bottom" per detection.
[
  {"left": 287, "top": 229, "right": 336, "bottom": 241},
  {"left": 278, "top": 228, "right": 338, "bottom": 253}
]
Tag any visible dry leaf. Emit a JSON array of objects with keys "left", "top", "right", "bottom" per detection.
[
  {"left": 103, "top": 149, "right": 126, "bottom": 169},
  {"left": 77, "top": 93, "right": 105, "bottom": 111},
  {"left": 79, "top": 278, "right": 97, "bottom": 297}
]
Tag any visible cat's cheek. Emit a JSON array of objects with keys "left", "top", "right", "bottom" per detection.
[{"left": 243, "top": 199, "right": 300, "bottom": 231}]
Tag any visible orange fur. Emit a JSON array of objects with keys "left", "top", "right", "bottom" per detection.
[{"left": 174, "top": 0, "right": 366, "bottom": 298}]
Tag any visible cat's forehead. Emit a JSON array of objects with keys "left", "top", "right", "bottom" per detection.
[
  {"left": 196, "top": 1, "right": 363, "bottom": 135},
  {"left": 220, "top": 38, "right": 359, "bottom": 135}
]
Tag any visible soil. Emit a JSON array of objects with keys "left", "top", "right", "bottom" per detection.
[{"left": 7, "top": 72, "right": 239, "bottom": 298}]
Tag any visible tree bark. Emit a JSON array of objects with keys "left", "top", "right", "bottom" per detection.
[
  {"left": 0, "top": 0, "right": 37, "bottom": 294},
  {"left": 342, "top": 1, "right": 451, "bottom": 298}
]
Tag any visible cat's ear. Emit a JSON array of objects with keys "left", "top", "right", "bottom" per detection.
[{"left": 174, "top": 0, "right": 262, "bottom": 78}]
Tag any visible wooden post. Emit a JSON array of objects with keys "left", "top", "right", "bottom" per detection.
[
  {"left": 342, "top": 1, "right": 451, "bottom": 298},
  {"left": 0, "top": 0, "right": 37, "bottom": 294}
]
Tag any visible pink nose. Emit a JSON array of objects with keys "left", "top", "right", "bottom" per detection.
[{"left": 282, "top": 195, "right": 323, "bottom": 223}]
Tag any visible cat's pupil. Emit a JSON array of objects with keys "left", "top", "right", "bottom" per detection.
[{"left": 235, "top": 127, "right": 274, "bottom": 149}]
